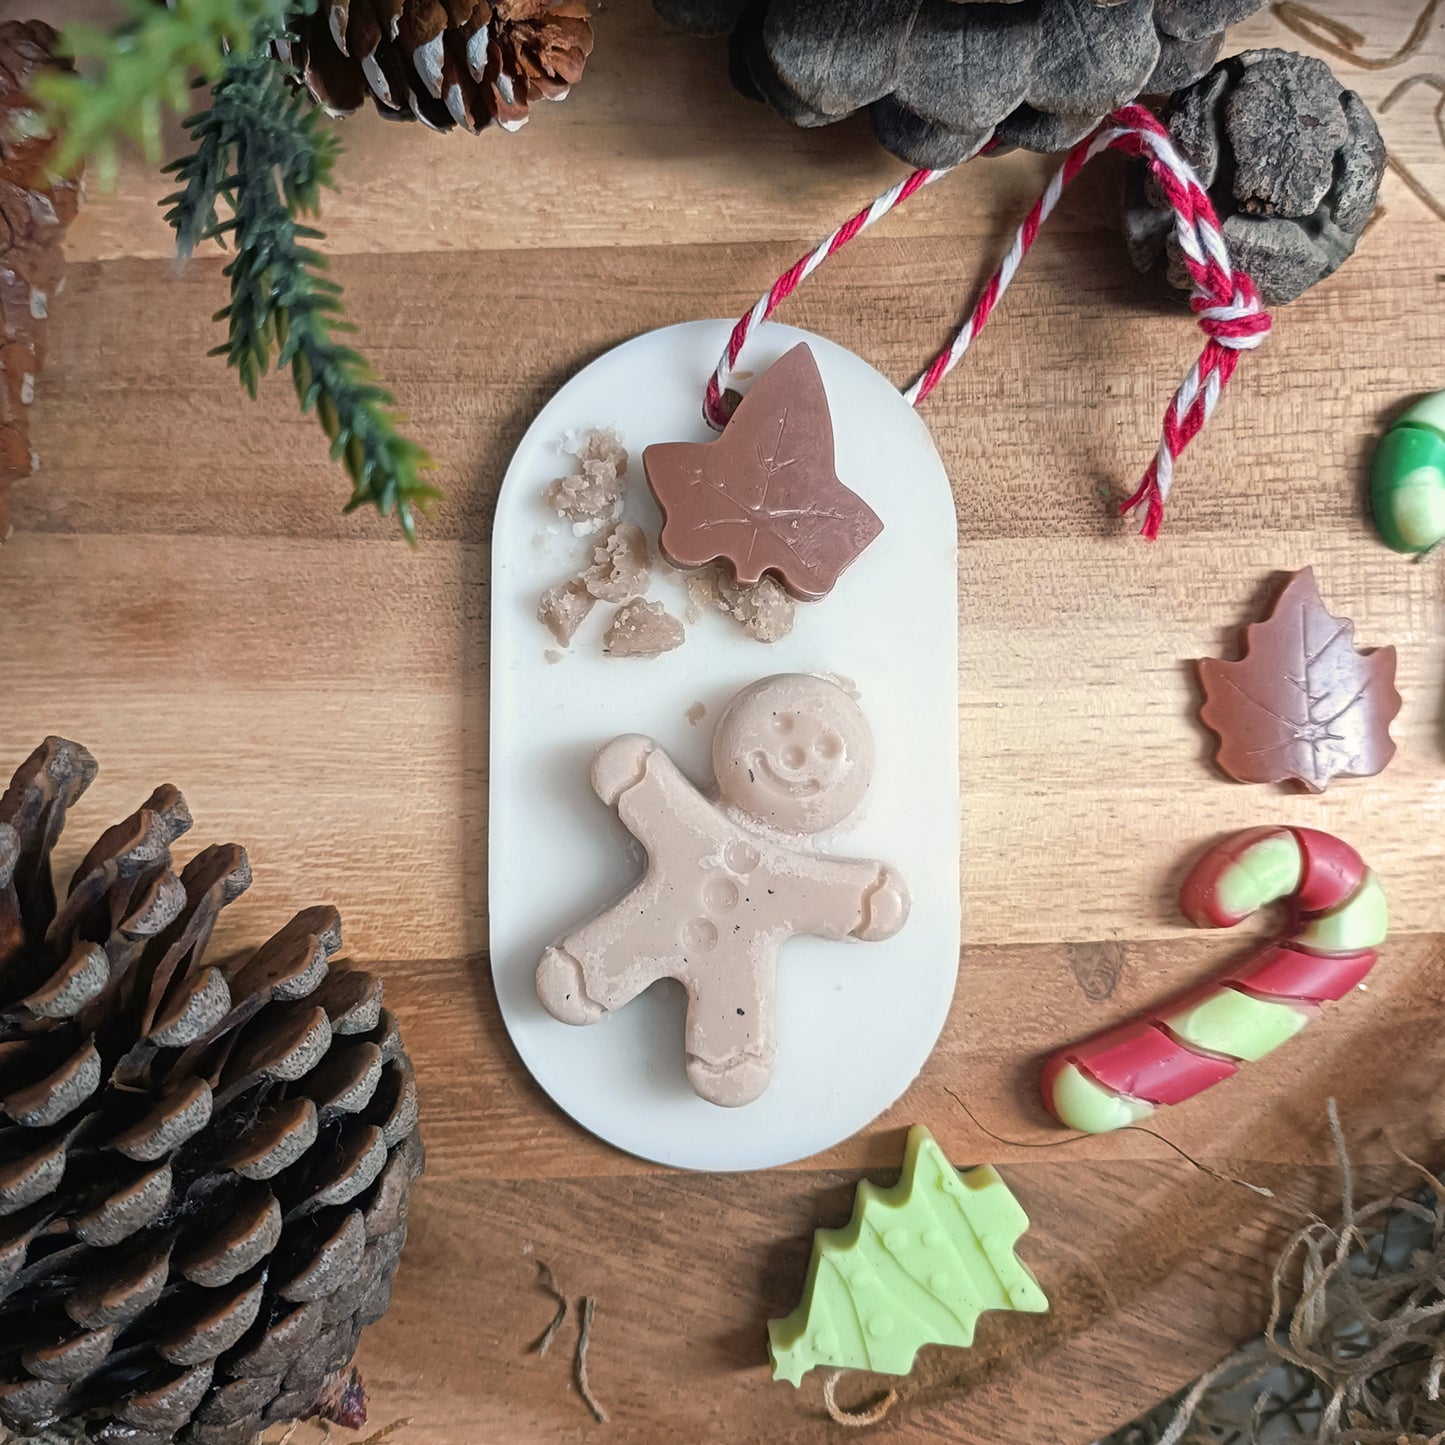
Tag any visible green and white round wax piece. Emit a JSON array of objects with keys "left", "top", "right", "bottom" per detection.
[{"left": 1372, "top": 390, "right": 1445, "bottom": 554}]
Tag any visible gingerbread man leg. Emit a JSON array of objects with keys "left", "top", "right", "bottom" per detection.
[{"left": 679, "top": 943, "right": 776, "bottom": 1108}]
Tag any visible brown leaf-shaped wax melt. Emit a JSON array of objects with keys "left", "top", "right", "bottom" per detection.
[
  {"left": 642, "top": 344, "right": 883, "bottom": 601},
  {"left": 1197, "top": 567, "right": 1400, "bottom": 792}
]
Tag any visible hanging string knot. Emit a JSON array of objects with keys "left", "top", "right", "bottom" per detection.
[
  {"left": 706, "top": 102, "right": 1272, "bottom": 538},
  {"left": 1194, "top": 291, "right": 1271, "bottom": 350}
]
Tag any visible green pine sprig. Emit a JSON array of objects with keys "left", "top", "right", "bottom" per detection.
[
  {"left": 30, "top": 0, "right": 296, "bottom": 185},
  {"left": 164, "top": 52, "right": 440, "bottom": 541}
]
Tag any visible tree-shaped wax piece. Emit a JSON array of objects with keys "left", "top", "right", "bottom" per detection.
[{"left": 768, "top": 1125, "right": 1048, "bottom": 1385}]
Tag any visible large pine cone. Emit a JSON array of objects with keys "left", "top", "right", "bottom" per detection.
[
  {"left": 0, "top": 22, "right": 82, "bottom": 544},
  {"left": 278, "top": 0, "right": 594, "bottom": 133},
  {"left": 655, "top": 0, "right": 1268, "bottom": 166},
  {"left": 1123, "top": 49, "right": 1386, "bottom": 305},
  {"left": 0, "top": 740, "right": 422, "bottom": 1445}
]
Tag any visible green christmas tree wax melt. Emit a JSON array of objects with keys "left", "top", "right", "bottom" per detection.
[{"left": 767, "top": 1125, "right": 1048, "bottom": 1385}]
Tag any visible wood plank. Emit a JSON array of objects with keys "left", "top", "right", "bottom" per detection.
[{"left": 14, "top": 2, "right": 1445, "bottom": 265}]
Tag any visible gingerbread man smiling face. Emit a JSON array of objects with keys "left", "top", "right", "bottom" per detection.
[
  {"left": 536, "top": 674, "right": 909, "bottom": 1107},
  {"left": 712, "top": 674, "right": 873, "bottom": 835}
]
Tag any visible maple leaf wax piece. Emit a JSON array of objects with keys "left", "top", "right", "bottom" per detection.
[
  {"left": 642, "top": 345, "right": 884, "bottom": 602},
  {"left": 767, "top": 1126, "right": 1047, "bottom": 1386},
  {"left": 1197, "top": 568, "right": 1400, "bottom": 792}
]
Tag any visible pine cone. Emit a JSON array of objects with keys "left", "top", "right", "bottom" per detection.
[
  {"left": 279, "top": 0, "right": 594, "bottom": 134},
  {"left": 0, "top": 22, "right": 82, "bottom": 543},
  {"left": 0, "top": 740, "right": 423, "bottom": 1445},
  {"left": 1123, "top": 49, "right": 1386, "bottom": 305},
  {"left": 655, "top": 0, "right": 1269, "bottom": 166}
]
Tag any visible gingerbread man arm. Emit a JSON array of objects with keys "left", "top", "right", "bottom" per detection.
[
  {"left": 779, "top": 856, "right": 911, "bottom": 942},
  {"left": 592, "top": 733, "right": 721, "bottom": 855},
  {"left": 538, "top": 741, "right": 750, "bottom": 1030}
]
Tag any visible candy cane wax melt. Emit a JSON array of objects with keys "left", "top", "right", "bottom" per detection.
[{"left": 1043, "top": 827, "right": 1387, "bottom": 1134}]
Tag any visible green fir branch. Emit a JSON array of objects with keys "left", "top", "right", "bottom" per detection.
[
  {"left": 163, "top": 52, "right": 439, "bottom": 540},
  {"left": 31, "top": 0, "right": 297, "bottom": 185}
]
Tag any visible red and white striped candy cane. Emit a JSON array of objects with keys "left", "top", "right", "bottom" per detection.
[
  {"left": 1042, "top": 827, "right": 1388, "bottom": 1134},
  {"left": 704, "top": 103, "right": 1271, "bottom": 539}
]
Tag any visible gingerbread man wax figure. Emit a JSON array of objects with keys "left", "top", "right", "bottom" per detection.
[{"left": 536, "top": 673, "right": 910, "bottom": 1106}]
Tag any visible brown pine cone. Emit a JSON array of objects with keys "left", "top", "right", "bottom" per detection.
[
  {"left": 279, "top": 0, "right": 594, "bottom": 134},
  {"left": 0, "top": 22, "right": 82, "bottom": 543},
  {"left": 0, "top": 740, "right": 423, "bottom": 1445}
]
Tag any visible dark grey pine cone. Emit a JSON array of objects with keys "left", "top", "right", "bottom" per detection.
[
  {"left": 276, "top": 0, "right": 594, "bottom": 135},
  {"left": 1123, "top": 48, "right": 1386, "bottom": 304},
  {"left": 0, "top": 740, "right": 422, "bottom": 1445},
  {"left": 655, "top": 0, "right": 1269, "bottom": 166}
]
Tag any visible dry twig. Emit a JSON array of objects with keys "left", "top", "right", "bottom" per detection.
[{"left": 577, "top": 1295, "right": 609, "bottom": 1424}]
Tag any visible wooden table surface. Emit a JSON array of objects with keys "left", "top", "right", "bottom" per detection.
[{"left": 3, "top": 2, "right": 1444, "bottom": 1441}]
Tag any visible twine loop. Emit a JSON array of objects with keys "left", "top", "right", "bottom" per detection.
[{"left": 704, "top": 102, "right": 1272, "bottom": 540}]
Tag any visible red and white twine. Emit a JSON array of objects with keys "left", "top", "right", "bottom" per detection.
[{"left": 704, "top": 103, "right": 1271, "bottom": 539}]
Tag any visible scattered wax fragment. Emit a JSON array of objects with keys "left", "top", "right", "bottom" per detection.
[
  {"left": 538, "top": 578, "right": 595, "bottom": 646},
  {"left": 602, "top": 599, "right": 685, "bottom": 657},
  {"left": 767, "top": 1125, "right": 1047, "bottom": 1386},
  {"left": 684, "top": 569, "right": 716, "bottom": 624},
  {"left": 717, "top": 572, "right": 795, "bottom": 643},
  {"left": 545, "top": 427, "right": 629, "bottom": 531},
  {"left": 682, "top": 563, "right": 796, "bottom": 641},
  {"left": 583, "top": 522, "right": 652, "bottom": 604}
]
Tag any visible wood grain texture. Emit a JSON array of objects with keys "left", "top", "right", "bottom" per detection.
[{"left": 1, "top": 1, "right": 1443, "bottom": 1440}]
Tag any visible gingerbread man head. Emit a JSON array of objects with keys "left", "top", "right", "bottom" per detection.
[{"left": 712, "top": 674, "right": 874, "bottom": 835}]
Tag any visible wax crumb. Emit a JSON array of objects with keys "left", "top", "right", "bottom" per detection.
[
  {"left": 684, "top": 568, "right": 718, "bottom": 623},
  {"left": 686, "top": 702, "right": 707, "bottom": 726},
  {"left": 717, "top": 573, "right": 794, "bottom": 642},
  {"left": 545, "top": 429, "right": 629, "bottom": 528},
  {"left": 583, "top": 522, "right": 652, "bottom": 603},
  {"left": 604, "top": 600, "right": 685, "bottom": 657},
  {"left": 544, "top": 649, "right": 563, "bottom": 665},
  {"left": 538, "top": 579, "right": 595, "bottom": 646},
  {"left": 684, "top": 564, "right": 795, "bottom": 642},
  {"left": 561, "top": 426, "right": 628, "bottom": 476}
]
